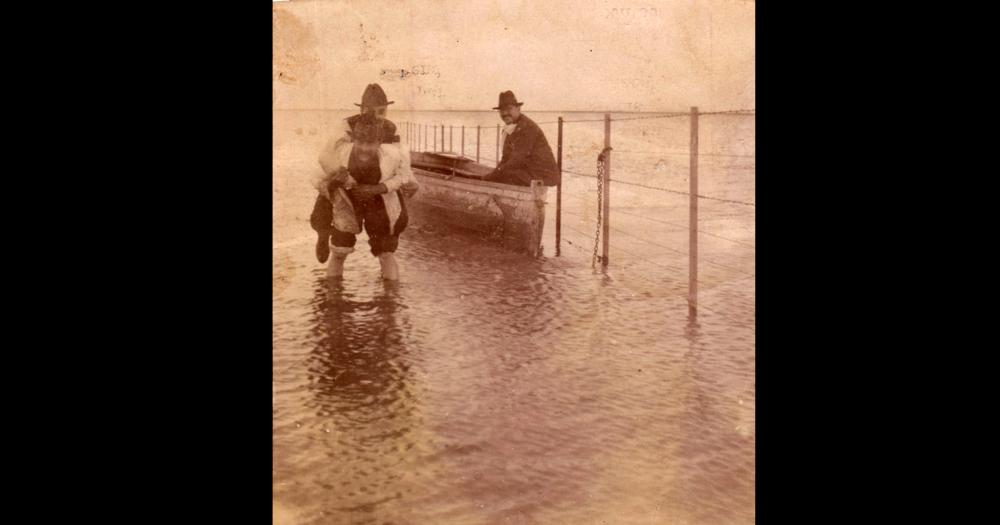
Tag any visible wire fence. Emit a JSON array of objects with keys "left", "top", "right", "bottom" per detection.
[
  {"left": 560, "top": 168, "right": 755, "bottom": 207},
  {"left": 398, "top": 108, "right": 754, "bottom": 315}
]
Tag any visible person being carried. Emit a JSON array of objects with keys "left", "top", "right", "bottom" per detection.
[
  {"left": 309, "top": 83, "right": 419, "bottom": 280},
  {"left": 484, "top": 91, "right": 559, "bottom": 187}
]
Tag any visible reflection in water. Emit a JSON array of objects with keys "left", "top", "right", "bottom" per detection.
[
  {"left": 299, "top": 278, "right": 416, "bottom": 524},
  {"left": 307, "top": 279, "right": 410, "bottom": 413},
  {"left": 274, "top": 231, "right": 755, "bottom": 524},
  {"left": 659, "top": 318, "right": 755, "bottom": 524}
]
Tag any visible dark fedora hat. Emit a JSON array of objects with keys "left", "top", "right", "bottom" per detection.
[
  {"left": 492, "top": 91, "right": 524, "bottom": 110},
  {"left": 355, "top": 83, "right": 395, "bottom": 107}
]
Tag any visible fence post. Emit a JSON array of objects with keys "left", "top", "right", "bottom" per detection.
[
  {"left": 531, "top": 180, "right": 546, "bottom": 257},
  {"left": 689, "top": 107, "right": 699, "bottom": 317},
  {"left": 441, "top": 125, "right": 445, "bottom": 152},
  {"left": 496, "top": 124, "right": 500, "bottom": 167},
  {"left": 461, "top": 126, "right": 465, "bottom": 156},
  {"left": 602, "top": 113, "right": 611, "bottom": 268},
  {"left": 449, "top": 125, "right": 453, "bottom": 152},
  {"left": 424, "top": 124, "right": 427, "bottom": 152},
  {"left": 476, "top": 125, "right": 480, "bottom": 163},
  {"left": 556, "top": 117, "right": 563, "bottom": 256}
]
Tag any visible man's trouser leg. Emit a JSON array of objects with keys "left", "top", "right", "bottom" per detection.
[{"left": 360, "top": 193, "right": 407, "bottom": 280}]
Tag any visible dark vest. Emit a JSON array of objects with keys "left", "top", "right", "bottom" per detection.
[{"left": 346, "top": 116, "right": 398, "bottom": 186}]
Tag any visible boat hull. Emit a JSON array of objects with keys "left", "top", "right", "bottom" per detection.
[{"left": 407, "top": 167, "right": 548, "bottom": 255}]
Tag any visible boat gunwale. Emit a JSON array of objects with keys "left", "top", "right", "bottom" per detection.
[{"left": 411, "top": 167, "right": 547, "bottom": 201}]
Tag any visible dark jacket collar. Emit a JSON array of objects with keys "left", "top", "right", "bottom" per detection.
[{"left": 509, "top": 114, "right": 534, "bottom": 133}]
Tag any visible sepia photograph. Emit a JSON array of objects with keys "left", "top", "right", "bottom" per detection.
[{"left": 273, "top": 0, "right": 755, "bottom": 523}]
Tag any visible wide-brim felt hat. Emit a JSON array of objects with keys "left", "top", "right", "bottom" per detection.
[
  {"left": 492, "top": 90, "right": 524, "bottom": 110},
  {"left": 355, "top": 83, "right": 395, "bottom": 107}
]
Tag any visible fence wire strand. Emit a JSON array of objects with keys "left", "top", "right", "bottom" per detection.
[
  {"left": 560, "top": 169, "right": 755, "bottom": 207},
  {"left": 613, "top": 208, "right": 756, "bottom": 249},
  {"left": 604, "top": 223, "right": 754, "bottom": 276},
  {"left": 561, "top": 209, "right": 754, "bottom": 275},
  {"left": 560, "top": 220, "right": 750, "bottom": 298}
]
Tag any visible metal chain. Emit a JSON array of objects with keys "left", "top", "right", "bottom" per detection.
[{"left": 592, "top": 148, "right": 611, "bottom": 267}]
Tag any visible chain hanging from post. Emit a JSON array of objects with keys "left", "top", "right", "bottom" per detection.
[{"left": 592, "top": 147, "right": 611, "bottom": 267}]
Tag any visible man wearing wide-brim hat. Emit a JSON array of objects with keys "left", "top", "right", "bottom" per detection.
[
  {"left": 484, "top": 91, "right": 559, "bottom": 187},
  {"left": 309, "top": 83, "right": 419, "bottom": 280}
]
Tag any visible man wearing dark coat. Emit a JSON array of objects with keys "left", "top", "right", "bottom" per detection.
[{"left": 485, "top": 91, "right": 559, "bottom": 187}]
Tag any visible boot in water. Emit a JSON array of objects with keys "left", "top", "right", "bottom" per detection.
[{"left": 316, "top": 232, "right": 330, "bottom": 263}]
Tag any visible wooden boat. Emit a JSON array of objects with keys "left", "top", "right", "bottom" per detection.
[{"left": 407, "top": 151, "right": 548, "bottom": 255}]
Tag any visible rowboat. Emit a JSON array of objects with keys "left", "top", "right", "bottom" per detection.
[{"left": 407, "top": 151, "right": 548, "bottom": 255}]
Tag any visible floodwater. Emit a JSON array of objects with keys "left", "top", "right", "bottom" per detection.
[{"left": 274, "top": 110, "right": 755, "bottom": 524}]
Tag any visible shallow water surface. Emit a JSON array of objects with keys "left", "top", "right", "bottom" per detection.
[{"left": 274, "top": 110, "right": 755, "bottom": 524}]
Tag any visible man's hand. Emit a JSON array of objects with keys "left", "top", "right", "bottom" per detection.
[
  {"left": 350, "top": 183, "right": 388, "bottom": 199},
  {"left": 400, "top": 181, "right": 419, "bottom": 198},
  {"left": 328, "top": 168, "right": 350, "bottom": 189}
]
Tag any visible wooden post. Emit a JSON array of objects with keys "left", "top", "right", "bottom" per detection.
[
  {"left": 496, "top": 124, "right": 500, "bottom": 166},
  {"left": 442, "top": 125, "right": 445, "bottom": 152},
  {"left": 556, "top": 117, "right": 563, "bottom": 256},
  {"left": 689, "top": 107, "right": 699, "bottom": 317},
  {"left": 476, "top": 125, "right": 480, "bottom": 163},
  {"left": 434, "top": 125, "right": 437, "bottom": 152},
  {"left": 449, "top": 125, "right": 453, "bottom": 152},
  {"left": 424, "top": 124, "right": 427, "bottom": 151},
  {"left": 531, "top": 180, "right": 546, "bottom": 257},
  {"left": 602, "top": 113, "right": 611, "bottom": 268},
  {"left": 461, "top": 126, "right": 465, "bottom": 156}
]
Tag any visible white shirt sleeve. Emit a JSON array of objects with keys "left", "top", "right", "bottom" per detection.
[
  {"left": 381, "top": 145, "right": 418, "bottom": 192},
  {"left": 315, "top": 121, "right": 354, "bottom": 191}
]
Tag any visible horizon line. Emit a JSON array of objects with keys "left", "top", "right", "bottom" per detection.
[{"left": 273, "top": 108, "right": 742, "bottom": 114}]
